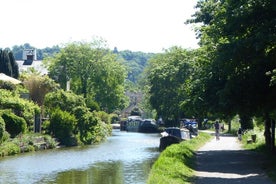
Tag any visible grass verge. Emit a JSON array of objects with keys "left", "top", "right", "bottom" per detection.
[{"left": 147, "top": 132, "right": 212, "bottom": 184}]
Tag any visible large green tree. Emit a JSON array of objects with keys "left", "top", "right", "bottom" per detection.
[
  {"left": 188, "top": 0, "right": 276, "bottom": 147},
  {"left": 45, "top": 40, "right": 127, "bottom": 113},
  {"left": 145, "top": 47, "right": 195, "bottom": 126}
]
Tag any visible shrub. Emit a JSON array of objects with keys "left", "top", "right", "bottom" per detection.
[
  {"left": 44, "top": 90, "right": 85, "bottom": 113},
  {"left": 85, "top": 97, "right": 100, "bottom": 112},
  {"left": 0, "top": 142, "right": 20, "bottom": 156},
  {"left": 1, "top": 111, "right": 27, "bottom": 138},
  {"left": 110, "top": 113, "right": 119, "bottom": 124},
  {"left": 49, "top": 108, "right": 77, "bottom": 146},
  {"left": 0, "top": 80, "right": 16, "bottom": 91},
  {"left": 0, "top": 116, "right": 5, "bottom": 142},
  {"left": 0, "top": 89, "right": 40, "bottom": 129}
]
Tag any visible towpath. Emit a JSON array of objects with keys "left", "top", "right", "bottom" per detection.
[{"left": 194, "top": 133, "right": 275, "bottom": 184}]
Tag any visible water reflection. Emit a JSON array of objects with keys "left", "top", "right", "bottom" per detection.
[{"left": 0, "top": 130, "right": 160, "bottom": 184}]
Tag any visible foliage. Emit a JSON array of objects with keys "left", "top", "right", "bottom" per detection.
[
  {"left": 94, "top": 111, "right": 111, "bottom": 124},
  {"left": 0, "top": 142, "right": 20, "bottom": 156},
  {"left": 85, "top": 97, "right": 100, "bottom": 112},
  {"left": 0, "top": 116, "right": 5, "bottom": 142},
  {"left": 0, "top": 110, "right": 27, "bottom": 138},
  {"left": 116, "top": 50, "right": 155, "bottom": 84},
  {"left": 44, "top": 90, "right": 111, "bottom": 145},
  {"left": 130, "top": 107, "right": 142, "bottom": 116},
  {"left": 187, "top": 0, "right": 276, "bottom": 130},
  {"left": 44, "top": 89, "right": 85, "bottom": 112},
  {"left": 0, "top": 133, "right": 57, "bottom": 157},
  {"left": 49, "top": 108, "right": 77, "bottom": 146},
  {"left": 0, "top": 49, "right": 19, "bottom": 79},
  {"left": 0, "top": 80, "right": 16, "bottom": 91},
  {"left": 0, "top": 89, "right": 40, "bottom": 129},
  {"left": 73, "top": 106, "right": 99, "bottom": 144},
  {"left": 110, "top": 113, "right": 119, "bottom": 123},
  {"left": 147, "top": 132, "right": 212, "bottom": 184},
  {"left": 145, "top": 47, "right": 196, "bottom": 126},
  {"left": 44, "top": 40, "right": 127, "bottom": 113},
  {"left": 21, "top": 73, "right": 60, "bottom": 106},
  {"left": 11, "top": 43, "right": 60, "bottom": 60}
]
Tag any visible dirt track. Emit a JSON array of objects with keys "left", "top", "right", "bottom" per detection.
[{"left": 194, "top": 134, "right": 275, "bottom": 184}]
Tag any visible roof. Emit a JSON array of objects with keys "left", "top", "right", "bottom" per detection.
[{"left": 0, "top": 73, "right": 21, "bottom": 84}]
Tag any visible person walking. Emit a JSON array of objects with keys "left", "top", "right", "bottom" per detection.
[
  {"left": 237, "top": 127, "right": 242, "bottom": 141},
  {"left": 214, "top": 121, "right": 220, "bottom": 140}
]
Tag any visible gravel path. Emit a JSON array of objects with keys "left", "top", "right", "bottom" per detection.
[{"left": 195, "top": 134, "right": 275, "bottom": 184}]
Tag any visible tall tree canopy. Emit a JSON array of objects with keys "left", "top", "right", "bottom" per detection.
[
  {"left": 45, "top": 40, "right": 127, "bottom": 113},
  {"left": 145, "top": 47, "right": 196, "bottom": 126},
  {"left": 187, "top": 0, "right": 276, "bottom": 142}
]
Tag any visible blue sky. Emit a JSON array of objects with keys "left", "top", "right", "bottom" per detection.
[{"left": 1, "top": 0, "right": 199, "bottom": 53}]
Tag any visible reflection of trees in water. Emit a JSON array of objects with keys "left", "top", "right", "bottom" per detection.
[
  {"left": 53, "top": 161, "right": 124, "bottom": 184},
  {"left": 52, "top": 158, "right": 157, "bottom": 184}
]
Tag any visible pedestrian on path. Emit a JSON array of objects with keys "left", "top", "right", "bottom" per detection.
[
  {"left": 237, "top": 127, "right": 242, "bottom": 141},
  {"left": 214, "top": 121, "right": 220, "bottom": 140}
]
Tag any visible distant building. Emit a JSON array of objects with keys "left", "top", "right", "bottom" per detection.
[
  {"left": 23, "top": 49, "right": 37, "bottom": 65},
  {"left": 16, "top": 60, "right": 48, "bottom": 75},
  {"left": 16, "top": 48, "right": 48, "bottom": 75}
]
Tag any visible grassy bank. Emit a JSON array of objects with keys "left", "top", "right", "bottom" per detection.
[{"left": 147, "top": 132, "right": 212, "bottom": 184}]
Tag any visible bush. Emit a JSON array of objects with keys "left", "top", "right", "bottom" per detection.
[
  {"left": 0, "top": 89, "right": 40, "bottom": 129},
  {"left": 0, "top": 116, "right": 5, "bottom": 142},
  {"left": 49, "top": 108, "right": 77, "bottom": 146},
  {"left": 1, "top": 111, "right": 27, "bottom": 138},
  {"left": 0, "top": 142, "right": 20, "bottom": 156},
  {"left": 0, "top": 80, "right": 16, "bottom": 91}
]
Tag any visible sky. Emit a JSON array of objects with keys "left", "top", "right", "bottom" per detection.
[{"left": 1, "top": 0, "right": 199, "bottom": 53}]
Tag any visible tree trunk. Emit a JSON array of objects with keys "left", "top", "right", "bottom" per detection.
[
  {"left": 271, "top": 119, "right": 275, "bottom": 153},
  {"left": 264, "top": 117, "right": 272, "bottom": 148},
  {"left": 228, "top": 119, "right": 232, "bottom": 132}
]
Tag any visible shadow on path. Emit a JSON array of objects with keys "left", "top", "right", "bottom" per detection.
[{"left": 195, "top": 135, "right": 275, "bottom": 184}]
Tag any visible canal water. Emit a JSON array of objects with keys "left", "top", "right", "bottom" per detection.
[{"left": 0, "top": 130, "right": 160, "bottom": 184}]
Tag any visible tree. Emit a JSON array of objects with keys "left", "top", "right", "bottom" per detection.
[
  {"left": 145, "top": 47, "right": 195, "bottom": 126},
  {"left": 45, "top": 40, "right": 127, "bottom": 113},
  {"left": 0, "top": 49, "right": 19, "bottom": 79},
  {"left": 188, "top": 0, "right": 276, "bottom": 148}
]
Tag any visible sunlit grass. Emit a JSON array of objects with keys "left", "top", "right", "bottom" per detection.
[{"left": 147, "top": 132, "right": 212, "bottom": 184}]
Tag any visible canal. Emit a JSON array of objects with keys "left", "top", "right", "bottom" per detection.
[{"left": 0, "top": 130, "right": 160, "bottom": 184}]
